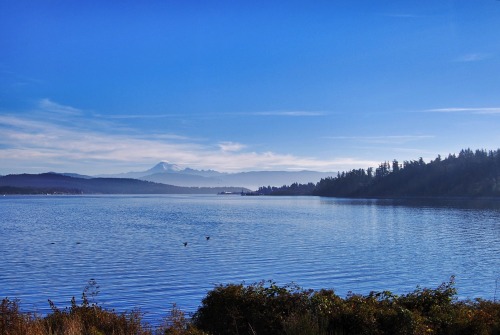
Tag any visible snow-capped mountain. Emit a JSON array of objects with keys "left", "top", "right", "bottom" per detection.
[{"left": 97, "top": 162, "right": 335, "bottom": 190}]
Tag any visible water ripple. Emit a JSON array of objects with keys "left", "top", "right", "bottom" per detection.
[{"left": 1, "top": 195, "right": 499, "bottom": 324}]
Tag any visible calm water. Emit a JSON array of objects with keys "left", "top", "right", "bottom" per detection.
[{"left": 1, "top": 195, "right": 499, "bottom": 323}]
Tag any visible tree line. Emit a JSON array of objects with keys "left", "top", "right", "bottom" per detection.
[{"left": 258, "top": 148, "right": 500, "bottom": 197}]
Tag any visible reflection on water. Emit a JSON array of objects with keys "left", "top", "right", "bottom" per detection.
[
  {"left": 321, "top": 196, "right": 500, "bottom": 211},
  {"left": 1, "top": 195, "right": 499, "bottom": 324}
]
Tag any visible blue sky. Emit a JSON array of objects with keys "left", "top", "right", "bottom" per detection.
[{"left": 1, "top": 1, "right": 500, "bottom": 175}]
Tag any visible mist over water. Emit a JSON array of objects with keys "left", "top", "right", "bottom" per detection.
[{"left": 1, "top": 195, "right": 499, "bottom": 324}]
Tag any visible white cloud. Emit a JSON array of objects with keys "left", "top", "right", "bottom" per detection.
[
  {"left": 0, "top": 103, "right": 358, "bottom": 174},
  {"left": 96, "top": 110, "right": 327, "bottom": 120},
  {"left": 218, "top": 141, "right": 246, "bottom": 152},
  {"left": 249, "top": 111, "right": 328, "bottom": 117},
  {"left": 424, "top": 107, "right": 500, "bottom": 114},
  {"left": 101, "top": 113, "right": 184, "bottom": 119},
  {"left": 454, "top": 53, "right": 492, "bottom": 62},
  {"left": 146, "top": 133, "right": 193, "bottom": 141},
  {"left": 38, "top": 98, "right": 83, "bottom": 115},
  {"left": 253, "top": 111, "right": 328, "bottom": 117},
  {"left": 325, "top": 135, "right": 434, "bottom": 144}
]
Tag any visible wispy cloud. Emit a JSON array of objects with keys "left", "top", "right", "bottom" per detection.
[
  {"left": 0, "top": 100, "right": 355, "bottom": 174},
  {"left": 218, "top": 141, "right": 246, "bottom": 152},
  {"left": 0, "top": 69, "right": 43, "bottom": 87},
  {"left": 101, "top": 113, "right": 184, "bottom": 119},
  {"left": 38, "top": 98, "right": 83, "bottom": 116},
  {"left": 380, "top": 13, "right": 422, "bottom": 18},
  {"left": 253, "top": 111, "right": 328, "bottom": 117},
  {"left": 325, "top": 135, "right": 434, "bottom": 144},
  {"left": 424, "top": 107, "right": 500, "bottom": 114},
  {"left": 454, "top": 53, "right": 492, "bottom": 62},
  {"left": 96, "top": 110, "right": 328, "bottom": 120},
  {"left": 144, "top": 133, "right": 193, "bottom": 141}
]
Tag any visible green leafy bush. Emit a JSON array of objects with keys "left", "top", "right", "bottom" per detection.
[
  {"left": 193, "top": 277, "right": 500, "bottom": 335},
  {"left": 193, "top": 281, "right": 312, "bottom": 335},
  {"left": 2, "top": 278, "right": 499, "bottom": 335}
]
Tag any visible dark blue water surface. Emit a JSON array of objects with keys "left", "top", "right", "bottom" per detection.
[{"left": 1, "top": 195, "right": 499, "bottom": 323}]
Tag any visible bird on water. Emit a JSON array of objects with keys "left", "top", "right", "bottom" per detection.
[
  {"left": 183, "top": 242, "right": 188, "bottom": 247},
  {"left": 206, "top": 236, "right": 210, "bottom": 240}
]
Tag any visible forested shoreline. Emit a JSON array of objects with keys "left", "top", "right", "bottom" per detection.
[{"left": 258, "top": 148, "right": 500, "bottom": 198}]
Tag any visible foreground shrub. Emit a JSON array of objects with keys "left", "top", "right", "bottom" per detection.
[
  {"left": 0, "top": 298, "right": 45, "bottom": 335},
  {"left": 156, "top": 304, "right": 207, "bottom": 335},
  {"left": 1, "top": 296, "right": 208, "bottom": 335},
  {"left": 2, "top": 278, "right": 500, "bottom": 335},
  {"left": 1, "top": 280, "right": 206, "bottom": 335},
  {"left": 193, "top": 277, "right": 500, "bottom": 335},
  {"left": 193, "top": 281, "right": 313, "bottom": 335},
  {"left": 44, "top": 296, "right": 149, "bottom": 335}
]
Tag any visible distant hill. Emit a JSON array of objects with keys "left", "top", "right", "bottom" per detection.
[
  {"left": 0, "top": 173, "right": 249, "bottom": 195},
  {"left": 53, "top": 172, "right": 93, "bottom": 179},
  {"left": 99, "top": 162, "right": 335, "bottom": 190}
]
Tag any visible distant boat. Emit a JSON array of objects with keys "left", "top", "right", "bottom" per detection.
[
  {"left": 217, "top": 191, "right": 239, "bottom": 195},
  {"left": 240, "top": 191, "right": 263, "bottom": 196}
]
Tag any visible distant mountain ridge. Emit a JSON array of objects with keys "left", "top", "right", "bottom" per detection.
[
  {"left": 96, "top": 162, "right": 223, "bottom": 179},
  {"left": 98, "top": 162, "right": 335, "bottom": 189},
  {"left": 0, "top": 173, "right": 249, "bottom": 195}
]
